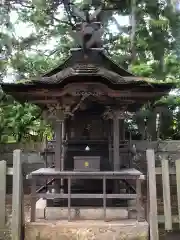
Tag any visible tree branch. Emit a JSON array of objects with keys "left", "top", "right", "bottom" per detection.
[{"left": 53, "top": 16, "right": 72, "bottom": 26}]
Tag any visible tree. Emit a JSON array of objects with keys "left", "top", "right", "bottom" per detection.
[{"left": 1, "top": 0, "right": 180, "bottom": 141}]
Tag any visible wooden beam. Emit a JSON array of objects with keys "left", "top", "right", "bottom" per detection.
[
  {"left": 38, "top": 193, "right": 137, "bottom": 199},
  {"left": 55, "top": 121, "right": 63, "bottom": 170},
  {"left": 60, "top": 121, "right": 65, "bottom": 191},
  {"left": 30, "top": 99, "right": 59, "bottom": 104},
  {"left": 20, "top": 90, "right": 168, "bottom": 98},
  {"left": 113, "top": 112, "right": 120, "bottom": 171}
]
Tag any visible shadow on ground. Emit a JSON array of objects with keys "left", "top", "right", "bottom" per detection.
[
  {"left": 159, "top": 224, "right": 180, "bottom": 240},
  {"left": 161, "top": 231, "right": 180, "bottom": 240}
]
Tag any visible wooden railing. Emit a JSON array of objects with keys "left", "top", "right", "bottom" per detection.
[
  {"left": 27, "top": 168, "right": 145, "bottom": 222},
  {"left": 2, "top": 148, "right": 180, "bottom": 240}
]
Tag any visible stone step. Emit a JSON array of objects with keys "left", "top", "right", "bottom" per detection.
[{"left": 25, "top": 220, "right": 149, "bottom": 240}]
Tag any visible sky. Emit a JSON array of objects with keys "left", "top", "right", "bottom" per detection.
[
  {"left": 2, "top": 3, "right": 178, "bottom": 96},
  {"left": 2, "top": 8, "right": 129, "bottom": 83},
  {"left": 10, "top": 10, "right": 129, "bottom": 38}
]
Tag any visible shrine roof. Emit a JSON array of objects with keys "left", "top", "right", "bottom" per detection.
[
  {"left": 1, "top": 49, "right": 174, "bottom": 87},
  {"left": 1, "top": 49, "right": 174, "bottom": 88},
  {"left": 43, "top": 50, "right": 133, "bottom": 78},
  {"left": 1, "top": 76, "right": 174, "bottom": 93},
  {"left": 0, "top": 49, "right": 175, "bottom": 106},
  {"left": 32, "top": 65, "right": 151, "bottom": 85}
]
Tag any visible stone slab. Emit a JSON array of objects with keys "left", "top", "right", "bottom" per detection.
[
  {"left": 25, "top": 220, "right": 149, "bottom": 240},
  {"left": 45, "top": 207, "right": 129, "bottom": 221},
  {"left": 36, "top": 198, "right": 46, "bottom": 219}
]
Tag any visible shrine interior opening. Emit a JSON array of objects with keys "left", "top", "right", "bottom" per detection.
[{"left": 42, "top": 92, "right": 142, "bottom": 207}]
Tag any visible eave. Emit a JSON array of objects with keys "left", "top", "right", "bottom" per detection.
[{"left": 1, "top": 79, "right": 174, "bottom": 109}]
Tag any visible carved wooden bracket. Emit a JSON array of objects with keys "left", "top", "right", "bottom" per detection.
[
  {"left": 103, "top": 107, "right": 134, "bottom": 120},
  {"left": 42, "top": 104, "right": 73, "bottom": 123}
]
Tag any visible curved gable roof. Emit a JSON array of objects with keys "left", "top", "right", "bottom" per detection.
[{"left": 42, "top": 49, "right": 134, "bottom": 78}]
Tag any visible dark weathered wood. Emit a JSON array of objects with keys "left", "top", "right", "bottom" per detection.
[
  {"left": 55, "top": 121, "right": 62, "bottom": 170},
  {"left": 108, "top": 120, "right": 113, "bottom": 165},
  {"left": 38, "top": 193, "right": 137, "bottom": 199},
  {"left": 119, "top": 119, "right": 125, "bottom": 140},
  {"left": 60, "top": 121, "right": 65, "bottom": 191},
  {"left": 113, "top": 112, "right": 120, "bottom": 171},
  {"left": 68, "top": 177, "right": 71, "bottom": 221},
  {"left": 103, "top": 176, "right": 106, "bottom": 220},
  {"left": 33, "top": 175, "right": 142, "bottom": 180},
  {"left": 27, "top": 168, "right": 143, "bottom": 178},
  {"left": 136, "top": 178, "right": 142, "bottom": 222},
  {"left": 113, "top": 113, "right": 120, "bottom": 193},
  {"left": 30, "top": 178, "right": 36, "bottom": 222},
  {"left": 54, "top": 121, "right": 63, "bottom": 193},
  {"left": 19, "top": 84, "right": 172, "bottom": 98}
]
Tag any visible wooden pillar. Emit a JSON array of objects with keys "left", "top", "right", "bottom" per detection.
[
  {"left": 12, "top": 149, "right": 24, "bottom": 240},
  {"left": 113, "top": 112, "right": 120, "bottom": 171},
  {"left": 60, "top": 121, "right": 65, "bottom": 192},
  {"left": 61, "top": 121, "right": 65, "bottom": 171},
  {"left": 119, "top": 119, "right": 125, "bottom": 141},
  {"left": 55, "top": 120, "right": 63, "bottom": 170},
  {"left": 108, "top": 119, "right": 113, "bottom": 167}
]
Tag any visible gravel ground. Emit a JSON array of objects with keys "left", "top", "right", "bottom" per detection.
[{"left": 0, "top": 195, "right": 31, "bottom": 240}]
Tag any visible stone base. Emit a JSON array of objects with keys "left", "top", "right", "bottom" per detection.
[
  {"left": 36, "top": 198, "right": 145, "bottom": 221},
  {"left": 36, "top": 198, "right": 46, "bottom": 219},
  {"left": 25, "top": 220, "right": 149, "bottom": 240},
  {"left": 45, "top": 207, "right": 129, "bottom": 220}
]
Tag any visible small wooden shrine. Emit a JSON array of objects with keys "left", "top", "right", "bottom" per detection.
[{"left": 1, "top": 6, "right": 173, "bottom": 220}]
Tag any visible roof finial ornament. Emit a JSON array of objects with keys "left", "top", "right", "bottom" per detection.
[{"left": 64, "top": 0, "right": 103, "bottom": 51}]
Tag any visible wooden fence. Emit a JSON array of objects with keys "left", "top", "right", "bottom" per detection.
[
  {"left": 147, "top": 149, "right": 180, "bottom": 240},
  {"left": 0, "top": 148, "right": 180, "bottom": 240},
  {"left": 0, "top": 150, "right": 24, "bottom": 240}
]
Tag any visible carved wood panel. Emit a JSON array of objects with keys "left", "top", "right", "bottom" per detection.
[{"left": 67, "top": 114, "right": 108, "bottom": 140}]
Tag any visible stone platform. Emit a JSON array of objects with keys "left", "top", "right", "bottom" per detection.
[
  {"left": 29, "top": 199, "right": 148, "bottom": 239},
  {"left": 25, "top": 220, "right": 149, "bottom": 240},
  {"left": 36, "top": 198, "right": 144, "bottom": 221}
]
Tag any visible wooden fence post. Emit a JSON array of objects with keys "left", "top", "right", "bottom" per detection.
[
  {"left": 11, "top": 149, "right": 24, "bottom": 240},
  {"left": 0, "top": 160, "right": 6, "bottom": 229},
  {"left": 146, "top": 149, "right": 159, "bottom": 240},
  {"left": 175, "top": 159, "right": 180, "bottom": 229},
  {"left": 161, "top": 157, "right": 172, "bottom": 231}
]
